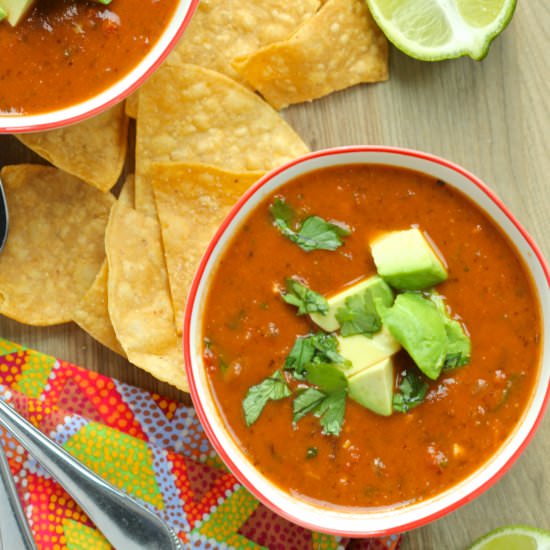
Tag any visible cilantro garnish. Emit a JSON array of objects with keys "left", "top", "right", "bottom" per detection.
[
  {"left": 305, "top": 363, "right": 348, "bottom": 393},
  {"left": 335, "top": 290, "right": 382, "bottom": 337},
  {"left": 281, "top": 278, "right": 328, "bottom": 316},
  {"left": 242, "top": 370, "right": 291, "bottom": 426},
  {"left": 392, "top": 369, "right": 429, "bottom": 413},
  {"left": 293, "top": 387, "right": 347, "bottom": 436},
  {"left": 269, "top": 198, "right": 350, "bottom": 252},
  {"left": 284, "top": 332, "right": 349, "bottom": 380}
]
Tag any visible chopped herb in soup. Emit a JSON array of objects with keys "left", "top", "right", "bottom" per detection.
[{"left": 202, "top": 164, "right": 541, "bottom": 508}]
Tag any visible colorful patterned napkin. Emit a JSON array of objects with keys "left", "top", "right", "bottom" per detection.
[{"left": 0, "top": 338, "right": 401, "bottom": 550}]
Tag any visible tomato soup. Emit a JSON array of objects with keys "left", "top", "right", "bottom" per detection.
[
  {"left": 0, "top": 0, "right": 178, "bottom": 114},
  {"left": 202, "top": 165, "right": 541, "bottom": 509}
]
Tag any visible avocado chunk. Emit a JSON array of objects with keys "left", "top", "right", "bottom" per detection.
[
  {"left": 429, "top": 292, "right": 471, "bottom": 368},
  {"left": 0, "top": 0, "right": 35, "bottom": 26},
  {"left": 336, "top": 328, "right": 400, "bottom": 377},
  {"left": 383, "top": 292, "right": 448, "bottom": 380},
  {"left": 370, "top": 228, "right": 448, "bottom": 290},
  {"left": 348, "top": 357, "right": 395, "bottom": 416},
  {"left": 0, "top": 7, "right": 6, "bottom": 21},
  {"left": 310, "top": 275, "right": 394, "bottom": 332}
]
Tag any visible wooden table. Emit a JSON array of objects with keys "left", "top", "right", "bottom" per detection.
[{"left": 0, "top": 3, "right": 548, "bottom": 548}]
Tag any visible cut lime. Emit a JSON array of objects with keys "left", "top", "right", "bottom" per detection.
[
  {"left": 468, "top": 525, "right": 550, "bottom": 550},
  {"left": 366, "top": 0, "right": 517, "bottom": 61}
]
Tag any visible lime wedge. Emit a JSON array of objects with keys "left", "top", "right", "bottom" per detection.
[
  {"left": 468, "top": 525, "right": 550, "bottom": 550},
  {"left": 366, "top": 0, "right": 517, "bottom": 61}
]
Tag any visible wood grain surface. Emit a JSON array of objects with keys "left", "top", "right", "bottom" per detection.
[{"left": 0, "top": 3, "right": 548, "bottom": 548}]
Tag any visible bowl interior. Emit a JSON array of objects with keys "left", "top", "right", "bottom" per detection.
[
  {"left": 0, "top": 0, "right": 197, "bottom": 133},
  {"left": 185, "top": 147, "right": 549, "bottom": 536}
]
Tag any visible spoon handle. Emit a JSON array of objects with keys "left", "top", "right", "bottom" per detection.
[
  {"left": 0, "top": 398, "right": 183, "bottom": 550},
  {"left": 0, "top": 441, "right": 37, "bottom": 550}
]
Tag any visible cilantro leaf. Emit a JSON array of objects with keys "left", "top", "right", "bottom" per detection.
[
  {"left": 335, "top": 290, "right": 382, "bottom": 337},
  {"left": 292, "top": 387, "right": 347, "bottom": 436},
  {"left": 316, "top": 389, "right": 347, "bottom": 436},
  {"left": 392, "top": 369, "right": 429, "bottom": 413},
  {"left": 242, "top": 371, "right": 291, "bottom": 426},
  {"left": 284, "top": 336, "right": 315, "bottom": 379},
  {"left": 269, "top": 198, "right": 294, "bottom": 226},
  {"left": 269, "top": 198, "right": 350, "bottom": 252},
  {"left": 305, "top": 363, "right": 348, "bottom": 393},
  {"left": 293, "top": 387, "right": 326, "bottom": 422},
  {"left": 292, "top": 216, "right": 350, "bottom": 252},
  {"left": 281, "top": 278, "right": 328, "bottom": 316},
  {"left": 284, "top": 332, "right": 349, "bottom": 379}
]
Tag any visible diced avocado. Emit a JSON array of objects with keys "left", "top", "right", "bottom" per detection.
[
  {"left": 383, "top": 292, "right": 448, "bottom": 380},
  {"left": 336, "top": 328, "right": 400, "bottom": 377},
  {"left": 0, "top": 0, "right": 35, "bottom": 26},
  {"left": 370, "top": 228, "right": 448, "bottom": 290},
  {"left": 429, "top": 292, "right": 471, "bottom": 368},
  {"left": 0, "top": 7, "right": 6, "bottom": 21},
  {"left": 310, "top": 275, "right": 393, "bottom": 332},
  {"left": 348, "top": 357, "right": 395, "bottom": 416}
]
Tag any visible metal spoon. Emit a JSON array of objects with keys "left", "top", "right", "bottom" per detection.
[
  {"left": 0, "top": 440, "right": 37, "bottom": 549},
  {"left": 0, "top": 398, "right": 183, "bottom": 550},
  {"left": 0, "top": 175, "right": 9, "bottom": 252}
]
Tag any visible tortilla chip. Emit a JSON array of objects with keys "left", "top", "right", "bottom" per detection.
[
  {"left": 105, "top": 201, "right": 187, "bottom": 391},
  {"left": 118, "top": 174, "right": 135, "bottom": 207},
  {"left": 135, "top": 63, "right": 307, "bottom": 214},
  {"left": 233, "top": 0, "right": 389, "bottom": 109},
  {"left": 125, "top": 95, "right": 139, "bottom": 119},
  {"left": 17, "top": 104, "right": 128, "bottom": 192},
  {"left": 151, "top": 163, "right": 263, "bottom": 334},
  {"left": 0, "top": 165, "right": 114, "bottom": 325},
  {"left": 72, "top": 261, "right": 125, "bottom": 356},
  {"left": 125, "top": 1, "right": 319, "bottom": 119},
  {"left": 72, "top": 175, "right": 134, "bottom": 353},
  {"left": 170, "top": 0, "right": 320, "bottom": 79}
]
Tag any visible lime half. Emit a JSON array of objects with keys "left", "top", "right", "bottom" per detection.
[
  {"left": 468, "top": 525, "right": 550, "bottom": 550},
  {"left": 366, "top": 0, "right": 517, "bottom": 61}
]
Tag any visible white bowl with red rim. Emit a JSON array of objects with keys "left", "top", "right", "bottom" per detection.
[
  {"left": 183, "top": 146, "right": 550, "bottom": 537},
  {"left": 0, "top": 0, "right": 198, "bottom": 134}
]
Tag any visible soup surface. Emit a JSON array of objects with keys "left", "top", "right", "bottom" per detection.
[
  {"left": 202, "top": 164, "right": 541, "bottom": 509},
  {"left": 0, "top": 0, "right": 179, "bottom": 114}
]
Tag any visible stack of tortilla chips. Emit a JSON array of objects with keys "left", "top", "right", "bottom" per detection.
[{"left": 1, "top": 0, "right": 388, "bottom": 390}]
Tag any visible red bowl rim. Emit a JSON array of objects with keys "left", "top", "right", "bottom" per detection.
[
  {"left": 183, "top": 145, "right": 550, "bottom": 537},
  {"left": 0, "top": 0, "right": 200, "bottom": 134}
]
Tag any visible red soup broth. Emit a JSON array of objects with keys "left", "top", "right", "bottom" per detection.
[
  {"left": 0, "top": 0, "right": 179, "bottom": 114},
  {"left": 202, "top": 164, "right": 541, "bottom": 509}
]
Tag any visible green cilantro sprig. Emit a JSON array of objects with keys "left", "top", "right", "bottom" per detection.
[
  {"left": 392, "top": 369, "right": 429, "bottom": 413},
  {"left": 242, "top": 370, "right": 291, "bottom": 426},
  {"left": 270, "top": 198, "right": 350, "bottom": 252},
  {"left": 336, "top": 291, "right": 382, "bottom": 337},
  {"left": 281, "top": 278, "right": 328, "bottom": 316}
]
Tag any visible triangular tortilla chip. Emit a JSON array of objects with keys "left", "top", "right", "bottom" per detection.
[
  {"left": 105, "top": 201, "right": 187, "bottom": 391},
  {"left": 151, "top": 163, "right": 263, "bottom": 334},
  {"left": 170, "top": 0, "right": 320, "bottom": 79},
  {"left": 135, "top": 63, "right": 308, "bottom": 213},
  {"left": 17, "top": 104, "right": 128, "bottom": 192},
  {"left": 233, "top": 0, "right": 389, "bottom": 109},
  {"left": 72, "top": 176, "right": 135, "bottom": 354},
  {"left": 72, "top": 261, "right": 125, "bottom": 356},
  {"left": 124, "top": 0, "right": 320, "bottom": 118},
  {"left": 0, "top": 165, "right": 114, "bottom": 325}
]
